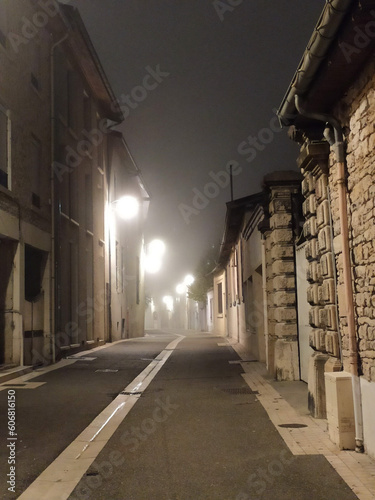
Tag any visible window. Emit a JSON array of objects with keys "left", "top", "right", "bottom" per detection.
[
  {"left": 85, "top": 174, "right": 93, "bottom": 230},
  {"left": 0, "top": 106, "right": 10, "bottom": 189},
  {"left": 136, "top": 256, "right": 140, "bottom": 305},
  {"left": 67, "top": 71, "right": 81, "bottom": 133},
  {"left": 54, "top": 50, "right": 68, "bottom": 123},
  {"left": 30, "top": 136, "right": 41, "bottom": 207},
  {"left": 25, "top": 245, "right": 46, "bottom": 302},
  {"left": 217, "top": 282, "right": 223, "bottom": 315},
  {"left": 83, "top": 92, "right": 91, "bottom": 131},
  {"left": 116, "top": 241, "right": 123, "bottom": 293},
  {"left": 0, "top": 3, "right": 7, "bottom": 47},
  {"left": 31, "top": 44, "right": 41, "bottom": 91},
  {"left": 69, "top": 165, "right": 78, "bottom": 220}
]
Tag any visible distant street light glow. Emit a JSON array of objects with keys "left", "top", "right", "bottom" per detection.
[
  {"left": 184, "top": 274, "right": 194, "bottom": 286},
  {"left": 115, "top": 195, "right": 139, "bottom": 220},
  {"left": 176, "top": 283, "right": 185, "bottom": 294},
  {"left": 162, "top": 295, "right": 174, "bottom": 311}
]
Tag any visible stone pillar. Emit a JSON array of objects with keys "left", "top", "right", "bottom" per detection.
[
  {"left": 264, "top": 172, "right": 302, "bottom": 381},
  {"left": 259, "top": 218, "right": 274, "bottom": 376},
  {"left": 298, "top": 141, "right": 342, "bottom": 418}
]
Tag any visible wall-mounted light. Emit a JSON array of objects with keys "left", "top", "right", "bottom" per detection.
[
  {"left": 145, "top": 238, "right": 166, "bottom": 274},
  {"left": 114, "top": 195, "right": 139, "bottom": 220}
]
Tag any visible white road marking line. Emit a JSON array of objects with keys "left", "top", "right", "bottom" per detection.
[
  {"left": 17, "top": 334, "right": 185, "bottom": 500},
  {"left": 0, "top": 360, "right": 77, "bottom": 387},
  {"left": 0, "top": 382, "right": 46, "bottom": 391},
  {"left": 66, "top": 356, "right": 97, "bottom": 361},
  {"left": 94, "top": 369, "right": 118, "bottom": 373}
]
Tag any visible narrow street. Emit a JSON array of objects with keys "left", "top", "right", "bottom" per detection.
[{"left": 0, "top": 331, "right": 362, "bottom": 500}]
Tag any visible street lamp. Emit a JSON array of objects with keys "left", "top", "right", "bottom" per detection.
[
  {"left": 145, "top": 238, "right": 166, "bottom": 274},
  {"left": 114, "top": 195, "right": 139, "bottom": 220},
  {"left": 162, "top": 295, "right": 174, "bottom": 312},
  {"left": 184, "top": 274, "right": 194, "bottom": 286},
  {"left": 148, "top": 239, "right": 166, "bottom": 257}
]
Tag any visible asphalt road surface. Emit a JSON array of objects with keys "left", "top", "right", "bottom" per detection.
[{"left": 0, "top": 330, "right": 357, "bottom": 500}]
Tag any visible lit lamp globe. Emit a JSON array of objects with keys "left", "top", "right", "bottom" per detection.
[
  {"left": 162, "top": 295, "right": 173, "bottom": 311},
  {"left": 116, "top": 195, "right": 139, "bottom": 220},
  {"left": 176, "top": 283, "right": 185, "bottom": 294},
  {"left": 148, "top": 239, "right": 166, "bottom": 257},
  {"left": 184, "top": 274, "right": 194, "bottom": 286}
]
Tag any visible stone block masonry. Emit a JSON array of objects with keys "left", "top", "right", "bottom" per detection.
[
  {"left": 263, "top": 173, "right": 301, "bottom": 381},
  {"left": 334, "top": 60, "right": 375, "bottom": 383}
]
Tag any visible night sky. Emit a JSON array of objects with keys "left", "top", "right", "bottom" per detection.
[{"left": 66, "top": 0, "right": 325, "bottom": 296}]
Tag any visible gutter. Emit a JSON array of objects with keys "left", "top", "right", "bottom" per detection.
[
  {"left": 295, "top": 95, "right": 364, "bottom": 453},
  {"left": 278, "top": 0, "right": 352, "bottom": 126}
]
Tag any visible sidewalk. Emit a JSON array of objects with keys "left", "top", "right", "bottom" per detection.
[{"left": 227, "top": 340, "right": 375, "bottom": 500}]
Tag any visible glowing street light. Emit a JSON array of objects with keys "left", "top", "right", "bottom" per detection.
[
  {"left": 162, "top": 295, "right": 174, "bottom": 311},
  {"left": 176, "top": 283, "right": 186, "bottom": 294},
  {"left": 148, "top": 239, "right": 166, "bottom": 257},
  {"left": 184, "top": 274, "right": 194, "bottom": 286},
  {"left": 115, "top": 195, "right": 139, "bottom": 220},
  {"left": 145, "top": 238, "right": 166, "bottom": 274}
]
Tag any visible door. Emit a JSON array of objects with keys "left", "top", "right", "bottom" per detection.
[{"left": 0, "top": 238, "right": 17, "bottom": 364}]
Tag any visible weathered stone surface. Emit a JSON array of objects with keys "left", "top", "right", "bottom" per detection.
[
  {"left": 273, "top": 291, "right": 296, "bottom": 307},
  {"left": 274, "top": 339, "right": 299, "bottom": 381},
  {"left": 334, "top": 61, "right": 375, "bottom": 382},
  {"left": 274, "top": 307, "right": 297, "bottom": 323},
  {"left": 271, "top": 259, "right": 295, "bottom": 276},
  {"left": 274, "top": 322, "right": 298, "bottom": 337}
]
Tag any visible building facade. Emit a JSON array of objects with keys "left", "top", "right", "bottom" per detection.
[
  {"left": 0, "top": 1, "right": 148, "bottom": 369},
  {"left": 277, "top": 0, "right": 375, "bottom": 457},
  {"left": 0, "top": 0, "right": 54, "bottom": 367},
  {"left": 106, "top": 131, "right": 149, "bottom": 341},
  {"left": 212, "top": 173, "right": 303, "bottom": 377}
]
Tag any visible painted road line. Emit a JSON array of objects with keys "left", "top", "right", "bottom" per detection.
[
  {"left": 17, "top": 334, "right": 185, "bottom": 500},
  {"left": 0, "top": 359, "right": 77, "bottom": 388},
  {"left": 0, "top": 382, "right": 46, "bottom": 391}
]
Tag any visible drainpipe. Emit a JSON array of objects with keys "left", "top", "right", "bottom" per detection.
[
  {"left": 295, "top": 95, "right": 364, "bottom": 453},
  {"left": 50, "top": 31, "right": 69, "bottom": 364},
  {"left": 261, "top": 235, "right": 269, "bottom": 370}
]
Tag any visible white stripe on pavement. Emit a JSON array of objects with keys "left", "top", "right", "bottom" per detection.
[{"left": 18, "top": 334, "right": 185, "bottom": 500}]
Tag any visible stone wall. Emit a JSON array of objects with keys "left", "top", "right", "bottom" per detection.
[
  {"left": 263, "top": 173, "right": 301, "bottom": 381},
  {"left": 333, "top": 60, "right": 375, "bottom": 383},
  {"left": 297, "top": 143, "right": 342, "bottom": 417}
]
